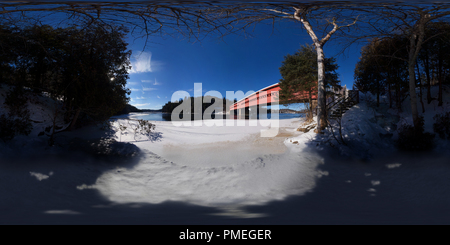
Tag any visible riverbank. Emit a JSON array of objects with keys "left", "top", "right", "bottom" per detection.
[{"left": 112, "top": 111, "right": 305, "bottom": 121}]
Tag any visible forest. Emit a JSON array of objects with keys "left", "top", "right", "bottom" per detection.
[
  {"left": 0, "top": 22, "right": 131, "bottom": 141},
  {"left": 354, "top": 22, "right": 450, "bottom": 111}
]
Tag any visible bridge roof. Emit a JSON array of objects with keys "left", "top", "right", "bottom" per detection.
[
  {"left": 230, "top": 81, "right": 318, "bottom": 111},
  {"left": 234, "top": 82, "right": 279, "bottom": 105}
]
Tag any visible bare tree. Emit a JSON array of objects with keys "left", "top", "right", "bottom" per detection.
[
  {"left": 210, "top": 3, "right": 359, "bottom": 132},
  {"left": 0, "top": 1, "right": 230, "bottom": 46},
  {"left": 291, "top": 6, "right": 357, "bottom": 132}
]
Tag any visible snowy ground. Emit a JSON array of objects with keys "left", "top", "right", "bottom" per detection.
[{"left": 1, "top": 84, "right": 450, "bottom": 224}]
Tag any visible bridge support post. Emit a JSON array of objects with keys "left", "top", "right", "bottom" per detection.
[
  {"left": 229, "top": 109, "right": 236, "bottom": 120},
  {"left": 249, "top": 106, "right": 258, "bottom": 120},
  {"left": 257, "top": 103, "right": 270, "bottom": 120},
  {"left": 245, "top": 107, "right": 250, "bottom": 119},
  {"left": 238, "top": 108, "right": 242, "bottom": 119}
]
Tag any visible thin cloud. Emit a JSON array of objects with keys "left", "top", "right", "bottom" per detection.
[
  {"left": 142, "top": 78, "right": 161, "bottom": 85},
  {"left": 157, "top": 95, "right": 160, "bottom": 99},
  {"left": 186, "top": 87, "right": 206, "bottom": 95},
  {"left": 129, "top": 51, "right": 163, "bottom": 74},
  {"left": 194, "top": 87, "right": 203, "bottom": 94},
  {"left": 142, "top": 85, "right": 157, "bottom": 91},
  {"left": 134, "top": 103, "right": 151, "bottom": 107}
]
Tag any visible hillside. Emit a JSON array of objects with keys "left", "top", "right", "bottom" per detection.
[
  {"left": 288, "top": 84, "right": 450, "bottom": 159},
  {"left": 0, "top": 84, "right": 138, "bottom": 158},
  {"left": 0, "top": 84, "right": 69, "bottom": 139}
]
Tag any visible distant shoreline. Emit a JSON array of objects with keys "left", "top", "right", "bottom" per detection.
[{"left": 118, "top": 104, "right": 305, "bottom": 115}]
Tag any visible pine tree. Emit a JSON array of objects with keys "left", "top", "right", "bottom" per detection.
[{"left": 279, "top": 44, "right": 340, "bottom": 118}]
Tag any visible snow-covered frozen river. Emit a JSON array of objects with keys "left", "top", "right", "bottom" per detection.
[{"left": 113, "top": 112, "right": 305, "bottom": 121}]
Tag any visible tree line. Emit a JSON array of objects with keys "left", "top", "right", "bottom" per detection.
[
  {"left": 162, "top": 96, "right": 236, "bottom": 115},
  {"left": 0, "top": 22, "right": 131, "bottom": 141},
  {"left": 354, "top": 21, "right": 450, "bottom": 112}
]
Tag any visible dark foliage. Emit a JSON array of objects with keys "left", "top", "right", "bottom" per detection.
[
  {"left": 433, "top": 112, "right": 450, "bottom": 140},
  {"left": 354, "top": 35, "right": 409, "bottom": 108},
  {"left": 115, "top": 104, "right": 141, "bottom": 115},
  {"left": 279, "top": 44, "right": 340, "bottom": 117},
  {"left": 0, "top": 22, "right": 131, "bottom": 131},
  {"left": 0, "top": 114, "right": 16, "bottom": 142},
  {"left": 162, "top": 100, "right": 181, "bottom": 113},
  {"left": 4, "top": 85, "right": 30, "bottom": 118},
  {"left": 0, "top": 85, "right": 32, "bottom": 141},
  {"left": 397, "top": 116, "right": 434, "bottom": 151},
  {"left": 0, "top": 114, "right": 32, "bottom": 142},
  {"left": 355, "top": 22, "right": 450, "bottom": 110}
]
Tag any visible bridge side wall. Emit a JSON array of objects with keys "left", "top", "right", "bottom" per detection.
[{"left": 229, "top": 82, "right": 318, "bottom": 112}]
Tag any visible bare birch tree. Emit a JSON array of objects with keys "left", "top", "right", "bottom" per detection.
[
  {"left": 291, "top": 6, "right": 358, "bottom": 132},
  {"left": 211, "top": 3, "right": 359, "bottom": 132}
]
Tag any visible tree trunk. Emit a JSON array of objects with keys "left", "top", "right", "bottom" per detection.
[
  {"left": 69, "top": 108, "right": 81, "bottom": 131},
  {"left": 396, "top": 79, "right": 402, "bottom": 113},
  {"left": 292, "top": 6, "right": 356, "bottom": 133},
  {"left": 316, "top": 45, "right": 327, "bottom": 132},
  {"left": 376, "top": 90, "right": 380, "bottom": 107},
  {"left": 408, "top": 20, "right": 427, "bottom": 129},
  {"left": 438, "top": 51, "right": 443, "bottom": 106},
  {"left": 388, "top": 78, "right": 392, "bottom": 108},
  {"left": 408, "top": 59, "right": 420, "bottom": 128},
  {"left": 49, "top": 105, "right": 58, "bottom": 146},
  {"left": 416, "top": 62, "right": 425, "bottom": 113},
  {"left": 424, "top": 43, "right": 433, "bottom": 104}
]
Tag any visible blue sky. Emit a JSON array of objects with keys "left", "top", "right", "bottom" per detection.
[{"left": 125, "top": 20, "right": 363, "bottom": 110}]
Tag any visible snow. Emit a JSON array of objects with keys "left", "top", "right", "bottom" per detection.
[
  {"left": 72, "top": 118, "right": 321, "bottom": 210},
  {"left": 1, "top": 83, "right": 450, "bottom": 224}
]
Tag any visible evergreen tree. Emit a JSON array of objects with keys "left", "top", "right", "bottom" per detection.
[
  {"left": 354, "top": 36, "right": 409, "bottom": 109},
  {"left": 58, "top": 23, "right": 131, "bottom": 129},
  {"left": 0, "top": 22, "right": 131, "bottom": 132},
  {"left": 418, "top": 21, "right": 450, "bottom": 106},
  {"left": 279, "top": 44, "right": 340, "bottom": 118}
]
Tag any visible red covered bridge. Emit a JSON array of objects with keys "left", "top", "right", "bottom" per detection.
[{"left": 229, "top": 82, "right": 317, "bottom": 119}]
